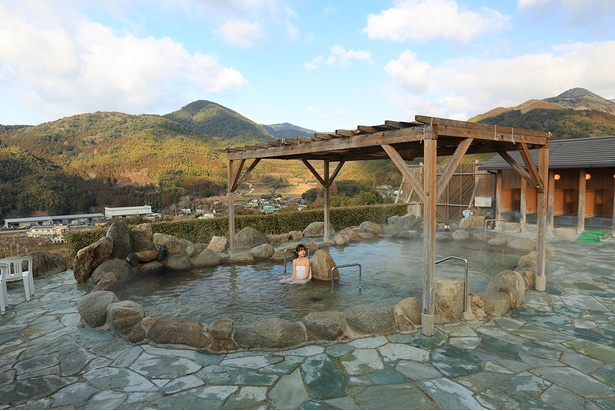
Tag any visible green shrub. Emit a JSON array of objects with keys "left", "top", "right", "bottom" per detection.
[{"left": 65, "top": 203, "right": 409, "bottom": 258}]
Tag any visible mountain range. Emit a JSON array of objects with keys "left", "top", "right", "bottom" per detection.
[{"left": 1, "top": 87, "right": 614, "bottom": 219}]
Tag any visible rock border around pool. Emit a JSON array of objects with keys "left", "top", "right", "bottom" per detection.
[{"left": 75, "top": 214, "right": 551, "bottom": 352}]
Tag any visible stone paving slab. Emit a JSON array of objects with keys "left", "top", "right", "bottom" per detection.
[{"left": 1, "top": 236, "right": 615, "bottom": 409}]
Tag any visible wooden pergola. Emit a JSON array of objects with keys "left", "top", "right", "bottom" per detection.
[{"left": 225, "top": 115, "right": 551, "bottom": 337}]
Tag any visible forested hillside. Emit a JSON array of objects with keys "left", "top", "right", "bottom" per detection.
[
  {"left": 472, "top": 88, "right": 615, "bottom": 139},
  {"left": 2, "top": 88, "right": 614, "bottom": 220}
]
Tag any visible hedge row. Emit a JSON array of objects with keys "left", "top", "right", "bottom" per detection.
[{"left": 65, "top": 203, "right": 409, "bottom": 261}]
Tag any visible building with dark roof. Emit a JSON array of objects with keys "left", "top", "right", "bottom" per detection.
[{"left": 480, "top": 136, "right": 615, "bottom": 234}]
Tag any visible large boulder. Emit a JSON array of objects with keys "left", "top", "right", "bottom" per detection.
[
  {"left": 228, "top": 252, "right": 255, "bottom": 264},
  {"left": 267, "top": 233, "right": 290, "bottom": 244},
  {"left": 131, "top": 223, "right": 155, "bottom": 252},
  {"left": 148, "top": 318, "right": 210, "bottom": 348},
  {"left": 153, "top": 233, "right": 196, "bottom": 257},
  {"left": 250, "top": 243, "right": 275, "bottom": 259},
  {"left": 459, "top": 215, "right": 486, "bottom": 229},
  {"left": 394, "top": 297, "right": 422, "bottom": 331},
  {"left": 382, "top": 224, "right": 402, "bottom": 237},
  {"left": 398, "top": 230, "right": 420, "bottom": 239},
  {"left": 233, "top": 227, "right": 269, "bottom": 250},
  {"left": 303, "top": 222, "right": 335, "bottom": 238},
  {"left": 73, "top": 236, "right": 114, "bottom": 284},
  {"left": 93, "top": 272, "right": 123, "bottom": 294},
  {"left": 434, "top": 278, "right": 465, "bottom": 324},
  {"left": 516, "top": 249, "right": 555, "bottom": 266},
  {"left": 289, "top": 230, "right": 303, "bottom": 240},
  {"left": 235, "top": 318, "right": 306, "bottom": 349},
  {"left": 208, "top": 319, "right": 239, "bottom": 352},
  {"left": 207, "top": 236, "right": 228, "bottom": 253},
  {"left": 106, "top": 221, "right": 133, "bottom": 259},
  {"left": 333, "top": 233, "right": 350, "bottom": 246},
  {"left": 191, "top": 248, "right": 221, "bottom": 267},
  {"left": 137, "top": 261, "right": 165, "bottom": 274},
  {"left": 344, "top": 304, "right": 396, "bottom": 335},
  {"left": 165, "top": 255, "right": 194, "bottom": 271},
  {"left": 26, "top": 251, "right": 67, "bottom": 277},
  {"left": 107, "top": 301, "right": 145, "bottom": 335},
  {"left": 451, "top": 230, "right": 470, "bottom": 241},
  {"left": 486, "top": 270, "right": 525, "bottom": 309},
  {"left": 359, "top": 221, "right": 383, "bottom": 235},
  {"left": 310, "top": 249, "right": 339, "bottom": 282},
  {"left": 507, "top": 237, "right": 536, "bottom": 252},
  {"left": 479, "top": 290, "right": 511, "bottom": 317},
  {"left": 400, "top": 214, "right": 420, "bottom": 230},
  {"left": 77, "top": 291, "right": 119, "bottom": 328},
  {"left": 302, "top": 311, "right": 349, "bottom": 341},
  {"left": 91, "top": 259, "right": 135, "bottom": 284}
]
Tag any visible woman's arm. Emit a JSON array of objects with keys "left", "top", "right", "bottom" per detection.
[{"left": 291, "top": 259, "right": 297, "bottom": 280}]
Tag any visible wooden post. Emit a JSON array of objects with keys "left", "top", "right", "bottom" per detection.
[
  {"left": 547, "top": 170, "right": 555, "bottom": 233},
  {"left": 227, "top": 159, "right": 236, "bottom": 251},
  {"left": 519, "top": 177, "right": 527, "bottom": 233},
  {"left": 421, "top": 133, "right": 437, "bottom": 337},
  {"left": 535, "top": 146, "right": 549, "bottom": 291},
  {"left": 612, "top": 182, "right": 615, "bottom": 238},
  {"left": 495, "top": 171, "right": 503, "bottom": 223},
  {"left": 577, "top": 169, "right": 586, "bottom": 234},
  {"left": 323, "top": 161, "right": 330, "bottom": 242}
]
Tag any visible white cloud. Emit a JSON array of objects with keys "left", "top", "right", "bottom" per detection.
[
  {"left": 0, "top": 2, "right": 247, "bottom": 121},
  {"left": 517, "top": 0, "right": 615, "bottom": 31},
  {"left": 364, "top": 0, "right": 510, "bottom": 43},
  {"left": 218, "top": 19, "right": 266, "bottom": 48},
  {"left": 384, "top": 41, "right": 615, "bottom": 120},
  {"left": 305, "top": 45, "right": 374, "bottom": 70}
]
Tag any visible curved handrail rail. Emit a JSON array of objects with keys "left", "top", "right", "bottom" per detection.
[
  {"left": 331, "top": 263, "right": 362, "bottom": 293},
  {"left": 435, "top": 255, "right": 469, "bottom": 314}
]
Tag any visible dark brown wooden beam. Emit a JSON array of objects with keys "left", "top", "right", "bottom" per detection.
[
  {"left": 436, "top": 138, "right": 473, "bottom": 199},
  {"left": 416, "top": 114, "right": 551, "bottom": 140},
  {"left": 381, "top": 144, "right": 425, "bottom": 201},
  {"left": 518, "top": 143, "right": 544, "bottom": 192}
]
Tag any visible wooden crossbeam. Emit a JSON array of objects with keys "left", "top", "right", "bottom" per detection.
[
  {"left": 416, "top": 115, "right": 551, "bottom": 139},
  {"left": 301, "top": 159, "right": 326, "bottom": 186},
  {"left": 436, "top": 138, "right": 473, "bottom": 199},
  {"left": 230, "top": 158, "right": 261, "bottom": 192},
  {"left": 518, "top": 143, "right": 544, "bottom": 192},
  {"left": 497, "top": 151, "right": 537, "bottom": 188},
  {"left": 381, "top": 144, "right": 424, "bottom": 201}
]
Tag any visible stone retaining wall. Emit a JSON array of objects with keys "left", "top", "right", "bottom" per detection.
[{"left": 75, "top": 215, "right": 550, "bottom": 352}]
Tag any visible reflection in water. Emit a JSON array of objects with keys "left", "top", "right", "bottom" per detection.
[{"left": 122, "top": 238, "right": 523, "bottom": 326}]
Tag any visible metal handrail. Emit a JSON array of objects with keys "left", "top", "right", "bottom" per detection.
[
  {"left": 331, "top": 263, "right": 362, "bottom": 292},
  {"left": 435, "top": 256, "right": 469, "bottom": 314},
  {"left": 282, "top": 247, "right": 310, "bottom": 279},
  {"left": 484, "top": 218, "right": 506, "bottom": 240}
]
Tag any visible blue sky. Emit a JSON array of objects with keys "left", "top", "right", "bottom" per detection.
[{"left": 1, "top": 0, "right": 614, "bottom": 132}]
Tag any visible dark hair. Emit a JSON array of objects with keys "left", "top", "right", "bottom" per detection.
[{"left": 295, "top": 244, "right": 306, "bottom": 253}]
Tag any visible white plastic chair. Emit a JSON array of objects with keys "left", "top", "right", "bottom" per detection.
[
  {"left": 0, "top": 256, "right": 35, "bottom": 301},
  {"left": 0, "top": 262, "right": 8, "bottom": 314}
]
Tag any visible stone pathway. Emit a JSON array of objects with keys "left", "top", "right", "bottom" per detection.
[{"left": 1, "top": 235, "right": 614, "bottom": 409}]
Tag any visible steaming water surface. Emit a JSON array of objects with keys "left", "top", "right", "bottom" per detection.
[{"left": 123, "top": 238, "right": 523, "bottom": 326}]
